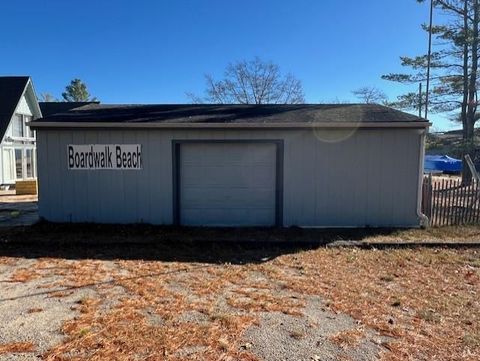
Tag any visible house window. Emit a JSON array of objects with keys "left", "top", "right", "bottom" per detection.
[
  {"left": 11, "top": 114, "right": 35, "bottom": 139},
  {"left": 15, "top": 149, "right": 22, "bottom": 179},
  {"left": 25, "top": 149, "right": 35, "bottom": 178},
  {"left": 12, "top": 114, "right": 24, "bottom": 137},
  {"left": 25, "top": 115, "right": 34, "bottom": 138}
]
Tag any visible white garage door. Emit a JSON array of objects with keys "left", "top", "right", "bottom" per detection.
[{"left": 179, "top": 142, "right": 277, "bottom": 226}]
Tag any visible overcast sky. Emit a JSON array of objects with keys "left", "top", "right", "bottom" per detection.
[{"left": 0, "top": 0, "right": 455, "bottom": 130}]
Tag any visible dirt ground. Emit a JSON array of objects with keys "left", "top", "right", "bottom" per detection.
[
  {"left": 0, "top": 225, "right": 479, "bottom": 360},
  {"left": 0, "top": 192, "right": 38, "bottom": 227}
]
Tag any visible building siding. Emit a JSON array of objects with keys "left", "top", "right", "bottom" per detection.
[
  {"left": 36, "top": 127, "right": 423, "bottom": 227},
  {"left": 16, "top": 95, "right": 33, "bottom": 115}
]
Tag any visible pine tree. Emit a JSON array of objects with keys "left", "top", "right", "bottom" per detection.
[
  {"left": 62, "top": 79, "right": 97, "bottom": 102},
  {"left": 383, "top": 0, "right": 480, "bottom": 181}
]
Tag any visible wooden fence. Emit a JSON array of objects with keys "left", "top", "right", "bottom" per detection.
[{"left": 422, "top": 176, "right": 480, "bottom": 226}]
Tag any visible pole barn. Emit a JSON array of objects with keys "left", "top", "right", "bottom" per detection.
[{"left": 31, "top": 104, "right": 429, "bottom": 228}]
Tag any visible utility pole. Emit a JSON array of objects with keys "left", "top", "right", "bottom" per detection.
[
  {"left": 419, "top": 83, "right": 423, "bottom": 118},
  {"left": 425, "top": 0, "right": 434, "bottom": 120}
]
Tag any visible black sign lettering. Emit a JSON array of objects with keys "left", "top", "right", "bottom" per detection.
[
  {"left": 68, "top": 146, "right": 74, "bottom": 168},
  {"left": 68, "top": 144, "right": 142, "bottom": 170}
]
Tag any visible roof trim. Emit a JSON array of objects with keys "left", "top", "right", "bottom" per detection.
[
  {"left": 29, "top": 121, "right": 431, "bottom": 130},
  {"left": 26, "top": 78, "right": 42, "bottom": 119}
]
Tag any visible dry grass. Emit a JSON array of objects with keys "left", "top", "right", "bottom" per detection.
[
  {"left": 41, "top": 261, "right": 265, "bottom": 360},
  {"left": 0, "top": 342, "right": 36, "bottom": 354},
  {"left": 1, "top": 230, "right": 479, "bottom": 360},
  {"left": 329, "top": 328, "right": 365, "bottom": 349},
  {"left": 35, "top": 248, "right": 477, "bottom": 360},
  {"left": 26, "top": 307, "right": 43, "bottom": 314},
  {"left": 0, "top": 257, "right": 17, "bottom": 266},
  {"left": 365, "top": 225, "right": 480, "bottom": 243},
  {"left": 265, "top": 248, "right": 480, "bottom": 360},
  {"left": 9, "top": 268, "right": 42, "bottom": 282}
]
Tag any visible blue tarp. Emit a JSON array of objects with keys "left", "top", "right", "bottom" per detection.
[{"left": 424, "top": 155, "right": 462, "bottom": 173}]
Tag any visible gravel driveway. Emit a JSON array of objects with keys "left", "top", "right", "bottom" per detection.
[
  {"left": 0, "top": 246, "right": 388, "bottom": 361},
  {"left": 2, "top": 224, "right": 475, "bottom": 360}
]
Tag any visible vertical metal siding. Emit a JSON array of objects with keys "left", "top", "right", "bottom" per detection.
[
  {"left": 36, "top": 127, "right": 423, "bottom": 227},
  {"left": 36, "top": 131, "right": 48, "bottom": 219}
]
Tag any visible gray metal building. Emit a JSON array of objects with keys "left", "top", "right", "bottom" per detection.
[{"left": 31, "top": 104, "right": 429, "bottom": 227}]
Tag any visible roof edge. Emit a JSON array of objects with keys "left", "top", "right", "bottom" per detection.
[
  {"left": 29, "top": 121, "right": 431, "bottom": 130},
  {"left": 24, "top": 78, "right": 42, "bottom": 118}
]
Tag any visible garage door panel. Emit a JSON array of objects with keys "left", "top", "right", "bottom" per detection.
[
  {"left": 182, "top": 143, "right": 275, "bottom": 165},
  {"left": 182, "top": 165, "right": 275, "bottom": 187},
  {"left": 182, "top": 208, "right": 275, "bottom": 227},
  {"left": 181, "top": 188, "right": 275, "bottom": 208},
  {"left": 179, "top": 142, "right": 277, "bottom": 226}
]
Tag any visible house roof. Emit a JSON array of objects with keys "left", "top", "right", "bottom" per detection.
[
  {"left": 0, "top": 76, "right": 30, "bottom": 138},
  {"left": 31, "top": 103, "right": 430, "bottom": 129},
  {"left": 39, "top": 101, "right": 99, "bottom": 118}
]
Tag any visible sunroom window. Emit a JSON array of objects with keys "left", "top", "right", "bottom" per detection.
[
  {"left": 15, "top": 149, "right": 22, "bottom": 179},
  {"left": 25, "top": 149, "right": 35, "bottom": 178}
]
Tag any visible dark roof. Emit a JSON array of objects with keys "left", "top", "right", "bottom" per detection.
[
  {"left": 34, "top": 103, "right": 428, "bottom": 125},
  {"left": 0, "top": 76, "right": 29, "bottom": 138},
  {"left": 39, "top": 102, "right": 99, "bottom": 118}
]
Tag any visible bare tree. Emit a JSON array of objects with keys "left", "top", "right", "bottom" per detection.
[
  {"left": 38, "top": 93, "right": 57, "bottom": 102},
  {"left": 319, "top": 97, "right": 351, "bottom": 104},
  {"left": 352, "top": 86, "right": 388, "bottom": 104},
  {"left": 187, "top": 57, "right": 305, "bottom": 104}
]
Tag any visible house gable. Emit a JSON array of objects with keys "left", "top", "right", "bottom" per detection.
[
  {"left": 0, "top": 77, "right": 41, "bottom": 143},
  {"left": 16, "top": 95, "right": 33, "bottom": 116}
]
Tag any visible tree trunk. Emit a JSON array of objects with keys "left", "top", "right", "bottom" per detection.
[
  {"left": 464, "top": 0, "right": 479, "bottom": 185},
  {"left": 462, "top": 0, "right": 469, "bottom": 140}
]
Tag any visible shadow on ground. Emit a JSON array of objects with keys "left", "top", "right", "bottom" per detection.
[{"left": 0, "top": 222, "right": 402, "bottom": 264}]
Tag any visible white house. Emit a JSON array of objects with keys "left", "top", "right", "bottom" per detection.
[{"left": 0, "top": 76, "right": 41, "bottom": 188}]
